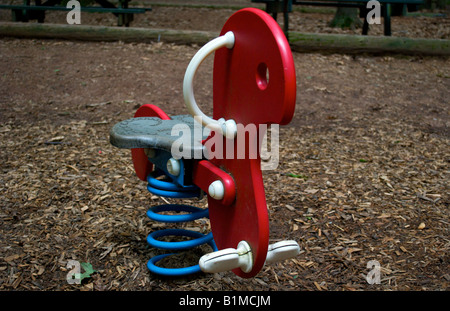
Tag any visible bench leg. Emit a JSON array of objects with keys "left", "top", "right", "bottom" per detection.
[
  {"left": 283, "top": 0, "right": 289, "bottom": 41},
  {"left": 383, "top": 4, "right": 391, "bottom": 36},
  {"left": 265, "top": 2, "right": 278, "bottom": 20},
  {"left": 361, "top": 7, "right": 369, "bottom": 35},
  {"left": 12, "top": 9, "right": 23, "bottom": 22},
  {"left": 362, "top": 18, "right": 369, "bottom": 35},
  {"left": 35, "top": 0, "right": 45, "bottom": 23},
  {"left": 117, "top": 0, "right": 132, "bottom": 27},
  {"left": 118, "top": 13, "right": 133, "bottom": 27},
  {"left": 21, "top": 0, "right": 30, "bottom": 22},
  {"left": 13, "top": 0, "right": 47, "bottom": 23},
  {"left": 265, "top": 1, "right": 290, "bottom": 40}
]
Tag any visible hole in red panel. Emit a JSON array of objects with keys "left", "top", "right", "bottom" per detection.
[{"left": 256, "top": 63, "right": 269, "bottom": 90}]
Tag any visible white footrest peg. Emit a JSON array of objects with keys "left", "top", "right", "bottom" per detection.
[
  {"left": 199, "top": 241, "right": 253, "bottom": 274},
  {"left": 265, "top": 240, "right": 300, "bottom": 264}
]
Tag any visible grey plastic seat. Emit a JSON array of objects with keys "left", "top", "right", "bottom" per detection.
[{"left": 109, "top": 115, "right": 210, "bottom": 159}]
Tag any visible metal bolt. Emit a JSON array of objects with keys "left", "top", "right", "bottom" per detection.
[
  {"left": 166, "top": 158, "right": 181, "bottom": 176},
  {"left": 208, "top": 180, "right": 225, "bottom": 200}
]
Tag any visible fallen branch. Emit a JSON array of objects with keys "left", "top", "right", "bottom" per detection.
[
  {"left": 289, "top": 32, "right": 450, "bottom": 56},
  {"left": 0, "top": 22, "right": 449, "bottom": 56},
  {"left": 0, "top": 22, "right": 218, "bottom": 46}
]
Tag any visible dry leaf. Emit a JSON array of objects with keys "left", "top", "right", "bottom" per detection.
[
  {"left": 285, "top": 204, "right": 295, "bottom": 211},
  {"left": 304, "top": 189, "right": 319, "bottom": 194},
  {"left": 4, "top": 254, "right": 20, "bottom": 262}
]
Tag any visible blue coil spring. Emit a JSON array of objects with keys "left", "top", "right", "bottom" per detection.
[{"left": 145, "top": 169, "right": 217, "bottom": 276}]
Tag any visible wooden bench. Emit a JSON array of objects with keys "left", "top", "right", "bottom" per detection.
[
  {"left": 0, "top": 0, "right": 151, "bottom": 26},
  {"left": 252, "top": 0, "right": 425, "bottom": 36}
]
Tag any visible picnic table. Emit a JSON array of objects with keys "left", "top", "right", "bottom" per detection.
[
  {"left": 252, "top": 0, "right": 425, "bottom": 36},
  {"left": 0, "top": 0, "right": 151, "bottom": 26}
]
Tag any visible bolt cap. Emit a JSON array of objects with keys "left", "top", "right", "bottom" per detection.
[
  {"left": 166, "top": 158, "right": 181, "bottom": 176},
  {"left": 208, "top": 180, "right": 224, "bottom": 200}
]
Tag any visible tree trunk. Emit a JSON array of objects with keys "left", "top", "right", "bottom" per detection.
[{"left": 329, "top": 7, "right": 363, "bottom": 29}]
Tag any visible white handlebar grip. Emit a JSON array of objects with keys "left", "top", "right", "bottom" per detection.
[
  {"left": 183, "top": 31, "right": 237, "bottom": 139},
  {"left": 199, "top": 241, "right": 253, "bottom": 274},
  {"left": 265, "top": 240, "right": 300, "bottom": 264}
]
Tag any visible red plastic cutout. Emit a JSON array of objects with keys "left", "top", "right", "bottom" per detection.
[
  {"left": 207, "top": 8, "right": 296, "bottom": 277},
  {"left": 131, "top": 104, "right": 171, "bottom": 181}
]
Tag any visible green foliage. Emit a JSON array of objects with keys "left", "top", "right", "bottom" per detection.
[
  {"left": 285, "top": 173, "right": 309, "bottom": 180},
  {"left": 329, "top": 7, "right": 363, "bottom": 29},
  {"left": 79, "top": 262, "right": 97, "bottom": 281},
  {"left": 424, "top": 0, "right": 448, "bottom": 9}
]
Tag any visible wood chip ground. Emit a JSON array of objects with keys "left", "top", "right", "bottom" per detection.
[{"left": 0, "top": 1, "right": 449, "bottom": 291}]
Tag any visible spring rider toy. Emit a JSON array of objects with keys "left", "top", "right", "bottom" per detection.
[{"left": 110, "top": 8, "right": 300, "bottom": 278}]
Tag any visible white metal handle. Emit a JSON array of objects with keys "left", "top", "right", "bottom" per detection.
[
  {"left": 199, "top": 240, "right": 300, "bottom": 274},
  {"left": 199, "top": 240, "right": 253, "bottom": 274},
  {"left": 183, "top": 31, "right": 237, "bottom": 139},
  {"left": 265, "top": 240, "right": 300, "bottom": 264}
]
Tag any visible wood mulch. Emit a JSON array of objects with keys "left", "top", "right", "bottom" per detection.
[{"left": 0, "top": 1, "right": 449, "bottom": 291}]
